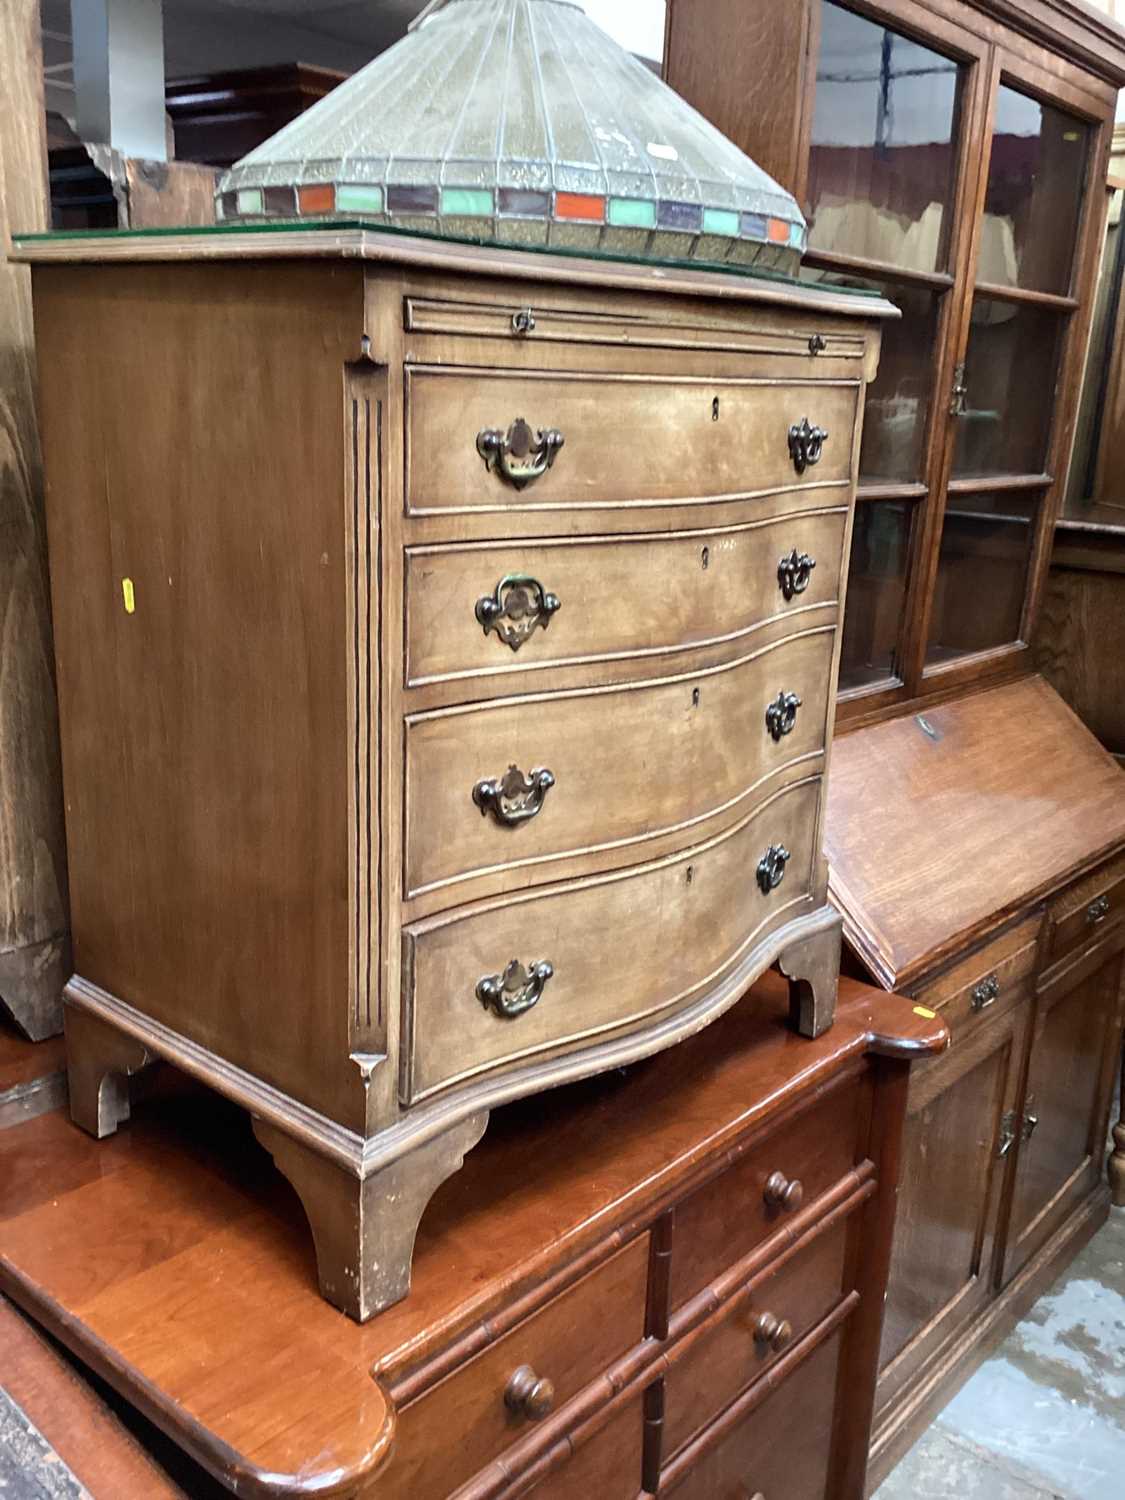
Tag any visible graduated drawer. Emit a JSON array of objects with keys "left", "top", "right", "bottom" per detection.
[
  {"left": 383, "top": 1236, "right": 647, "bottom": 1500},
  {"left": 664, "top": 1219, "right": 851, "bottom": 1460},
  {"left": 405, "top": 366, "right": 857, "bottom": 513},
  {"left": 405, "top": 508, "right": 847, "bottom": 686},
  {"left": 401, "top": 776, "right": 821, "bottom": 1103},
  {"left": 918, "top": 913, "right": 1041, "bottom": 1040},
  {"left": 1045, "top": 853, "right": 1125, "bottom": 969},
  {"left": 404, "top": 627, "right": 834, "bottom": 898},
  {"left": 669, "top": 1075, "right": 865, "bottom": 1309}
]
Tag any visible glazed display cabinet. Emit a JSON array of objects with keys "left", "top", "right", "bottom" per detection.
[{"left": 666, "top": 0, "right": 1125, "bottom": 724}]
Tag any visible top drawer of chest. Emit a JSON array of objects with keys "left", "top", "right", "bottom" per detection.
[
  {"left": 405, "top": 367, "right": 858, "bottom": 515},
  {"left": 1045, "top": 851, "right": 1125, "bottom": 970}
]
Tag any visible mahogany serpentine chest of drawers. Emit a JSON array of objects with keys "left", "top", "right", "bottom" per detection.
[{"left": 21, "top": 227, "right": 893, "bottom": 1318}]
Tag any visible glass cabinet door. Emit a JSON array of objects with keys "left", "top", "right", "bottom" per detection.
[
  {"left": 804, "top": 1, "right": 977, "bottom": 695},
  {"left": 926, "top": 75, "right": 1094, "bottom": 668}
]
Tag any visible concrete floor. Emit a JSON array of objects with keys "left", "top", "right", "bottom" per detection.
[{"left": 875, "top": 1208, "right": 1125, "bottom": 1500}]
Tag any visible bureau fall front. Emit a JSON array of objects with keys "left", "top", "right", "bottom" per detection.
[{"left": 25, "top": 230, "right": 892, "bottom": 1317}]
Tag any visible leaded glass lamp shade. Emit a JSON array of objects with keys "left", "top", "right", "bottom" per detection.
[{"left": 216, "top": 0, "right": 806, "bottom": 272}]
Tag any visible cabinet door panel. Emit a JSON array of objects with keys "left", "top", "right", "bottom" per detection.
[
  {"left": 876, "top": 994, "right": 1029, "bottom": 1414},
  {"left": 1005, "top": 953, "right": 1123, "bottom": 1280}
]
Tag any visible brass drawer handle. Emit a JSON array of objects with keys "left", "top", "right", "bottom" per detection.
[
  {"left": 971, "top": 974, "right": 1000, "bottom": 1012},
  {"left": 505, "top": 1364, "right": 555, "bottom": 1420},
  {"left": 777, "top": 548, "right": 816, "bottom": 601},
  {"left": 477, "top": 959, "right": 554, "bottom": 1020},
  {"left": 475, "top": 574, "right": 561, "bottom": 652},
  {"left": 1087, "top": 894, "right": 1111, "bottom": 925},
  {"left": 788, "top": 416, "right": 829, "bottom": 475},
  {"left": 757, "top": 843, "right": 791, "bottom": 895},
  {"left": 473, "top": 765, "right": 555, "bottom": 827},
  {"left": 765, "top": 690, "right": 802, "bottom": 742},
  {"left": 763, "top": 1171, "right": 804, "bottom": 1212},
  {"left": 753, "top": 1312, "right": 794, "bottom": 1352},
  {"left": 477, "top": 417, "right": 564, "bottom": 490}
]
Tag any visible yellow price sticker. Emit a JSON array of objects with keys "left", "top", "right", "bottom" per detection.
[
  {"left": 913, "top": 1005, "right": 937, "bottom": 1020},
  {"left": 122, "top": 577, "right": 135, "bottom": 614}
]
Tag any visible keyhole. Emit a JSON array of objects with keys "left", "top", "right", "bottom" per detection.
[
  {"left": 712, "top": 396, "right": 720, "bottom": 422},
  {"left": 692, "top": 687, "right": 701, "bottom": 708},
  {"left": 685, "top": 865, "right": 695, "bottom": 885},
  {"left": 701, "top": 545, "right": 710, "bottom": 570}
]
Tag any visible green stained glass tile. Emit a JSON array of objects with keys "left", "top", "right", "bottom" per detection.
[
  {"left": 608, "top": 198, "right": 657, "bottom": 229},
  {"left": 440, "top": 187, "right": 494, "bottom": 217},
  {"left": 336, "top": 184, "right": 385, "bottom": 213},
  {"left": 702, "top": 208, "right": 740, "bottom": 238},
  {"left": 236, "top": 188, "right": 264, "bottom": 216}
]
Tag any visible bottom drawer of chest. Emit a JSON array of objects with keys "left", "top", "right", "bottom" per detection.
[
  {"left": 402, "top": 775, "right": 822, "bottom": 1103},
  {"left": 661, "top": 1328, "right": 846, "bottom": 1499}
]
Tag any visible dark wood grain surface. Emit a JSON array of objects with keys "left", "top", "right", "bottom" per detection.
[{"left": 0, "top": 975, "right": 944, "bottom": 1498}]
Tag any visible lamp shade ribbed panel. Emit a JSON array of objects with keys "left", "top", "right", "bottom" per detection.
[{"left": 216, "top": 0, "right": 806, "bottom": 272}]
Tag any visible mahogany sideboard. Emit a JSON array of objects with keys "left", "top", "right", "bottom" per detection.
[
  {"left": 17, "top": 226, "right": 893, "bottom": 1320},
  {"left": 0, "top": 973, "right": 946, "bottom": 1499},
  {"left": 825, "top": 675, "right": 1125, "bottom": 1489}
]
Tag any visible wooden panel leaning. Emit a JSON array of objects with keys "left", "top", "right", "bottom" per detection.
[{"left": 17, "top": 226, "right": 892, "bottom": 1318}]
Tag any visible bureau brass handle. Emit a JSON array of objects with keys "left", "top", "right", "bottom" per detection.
[
  {"left": 788, "top": 416, "right": 829, "bottom": 475},
  {"left": 505, "top": 1364, "right": 555, "bottom": 1420},
  {"left": 477, "top": 417, "right": 564, "bottom": 490},
  {"left": 777, "top": 548, "right": 816, "bottom": 602},
  {"left": 765, "top": 690, "right": 802, "bottom": 742},
  {"left": 473, "top": 765, "right": 555, "bottom": 827},
  {"left": 753, "top": 1312, "right": 794, "bottom": 1352},
  {"left": 477, "top": 959, "right": 554, "bottom": 1020},
  {"left": 971, "top": 974, "right": 1000, "bottom": 1012},
  {"left": 763, "top": 1171, "right": 804, "bottom": 1212},
  {"left": 475, "top": 574, "right": 561, "bottom": 652},
  {"left": 1023, "top": 1094, "right": 1039, "bottom": 1144},
  {"left": 1087, "top": 894, "right": 1111, "bottom": 925},
  {"left": 757, "top": 844, "right": 791, "bottom": 895}
]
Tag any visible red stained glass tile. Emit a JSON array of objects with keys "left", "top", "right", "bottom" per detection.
[
  {"left": 298, "top": 184, "right": 335, "bottom": 215},
  {"left": 555, "top": 192, "right": 606, "bottom": 222},
  {"left": 767, "top": 217, "right": 790, "bottom": 243}
]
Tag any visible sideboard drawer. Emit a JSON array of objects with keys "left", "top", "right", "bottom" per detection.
[
  {"left": 402, "top": 776, "right": 822, "bottom": 1102},
  {"left": 387, "top": 1236, "right": 648, "bottom": 1500},
  {"left": 669, "top": 1075, "right": 865, "bottom": 1309},
  {"left": 664, "top": 1219, "right": 851, "bottom": 1459},
  {"left": 406, "top": 366, "right": 857, "bottom": 513},
  {"left": 918, "top": 913, "right": 1041, "bottom": 1040},
  {"left": 519, "top": 1402, "right": 643, "bottom": 1500},
  {"left": 1046, "top": 853, "right": 1125, "bottom": 968},
  {"left": 405, "top": 508, "right": 847, "bottom": 687},
  {"left": 662, "top": 1329, "right": 843, "bottom": 1499},
  {"left": 405, "top": 627, "right": 834, "bottom": 897}
]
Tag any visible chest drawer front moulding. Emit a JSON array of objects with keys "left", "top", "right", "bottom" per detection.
[
  {"left": 20, "top": 227, "right": 891, "bottom": 1321},
  {"left": 404, "top": 505, "right": 849, "bottom": 688}
]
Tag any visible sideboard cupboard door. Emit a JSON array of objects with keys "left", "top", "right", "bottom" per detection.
[
  {"left": 875, "top": 988, "right": 1031, "bottom": 1417},
  {"left": 1004, "top": 950, "right": 1125, "bottom": 1281}
]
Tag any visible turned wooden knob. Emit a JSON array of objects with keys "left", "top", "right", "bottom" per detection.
[
  {"left": 763, "top": 1171, "right": 803, "bottom": 1211},
  {"left": 505, "top": 1364, "right": 555, "bottom": 1420},
  {"left": 753, "top": 1312, "right": 794, "bottom": 1352}
]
